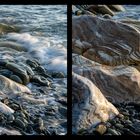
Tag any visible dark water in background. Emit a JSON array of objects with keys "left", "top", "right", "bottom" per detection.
[{"left": 113, "top": 5, "right": 140, "bottom": 20}]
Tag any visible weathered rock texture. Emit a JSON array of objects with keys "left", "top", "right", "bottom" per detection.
[
  {"left": 72, "top": 15, "right": 140, "bottom": 67},
  {"left": 73, "top": 54, "right": 140, "bottom": 104},
  {"left": 72, "top": 72, "right": 119, "bottom": 133},
  {"left": 72, "top": 15, "right": 140, "bottom": 134}
]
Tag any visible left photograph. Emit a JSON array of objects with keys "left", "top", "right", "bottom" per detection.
[{"left": 0, "top": 5, "right": 67, "bottom": 135}]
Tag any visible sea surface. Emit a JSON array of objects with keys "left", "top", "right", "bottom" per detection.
[
  {"left": 113, "top": 5, "right": 140, "bottom": 20},
  {"left": 0, "top": 5, "right": 67, "bottom": 74}
]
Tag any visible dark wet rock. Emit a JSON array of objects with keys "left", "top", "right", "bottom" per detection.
[
  {"left": 26, "top": 59, "right": 39, "bottom": 68},
  {"left": 122, "top": 128, "right": 136, "bottom": 135},
  {"left": 6, "top": 62, "right": 30, "bottom": 85},
  {"left": 10, "top": 75, "right": 23, "bottom": 84},
  {"left": 58, "top": 106, "right": 67, "bottom": 117},
  {"left": 115, "top": 123, "right": 124, "bottom": 129},
  {"left": 18, "top": 62, "right": 34, "bottom": 76},
  {"left": 35, "top": 66, "right": 46, "bottom": 74},
  {"left": 14, "top": 118, "right": 26, "bottom": 129},
  {"left": 51, "top": 72, "right": 65, "bottom": 78},
  {"left": 7, "top": 114, "right": 15, "bottom": 123},
  {"left": 0, "top": 41, "right": 27, "bottom": 52},
  {"left": 31, "top": 75, "right": 50, "bottom": 86},
  {"left": 0, "top": 59, "right": 9, "bottom": 66},
  {"left": 107, "top": 128, "right": 120, "bottom": 135}
]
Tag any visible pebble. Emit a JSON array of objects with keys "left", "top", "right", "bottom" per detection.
[
  {"left": 115, "top": 123, "right": 124, "bottom": 129},
  {"left": 10, "top": 75, "right": 23, "bottom": 84},
  {"left": 95, "top": 124, "right": 107, "bottom": 135},
  {"left": 14, "top": 118, "right": 26, "bottom": 129}
]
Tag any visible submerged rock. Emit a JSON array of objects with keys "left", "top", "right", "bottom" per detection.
[
  {"left": 72, "top": 72, "right": 119, "bottom": 133},
  {"left": 6, "top": 62, "right": 30, "bottom": 85}
]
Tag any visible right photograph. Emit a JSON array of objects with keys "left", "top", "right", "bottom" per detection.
[{"left": 72, "top": 5, "right": 140, "bottom": 135}]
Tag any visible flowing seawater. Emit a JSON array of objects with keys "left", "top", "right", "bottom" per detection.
[
  {"left": 113, "top": 5, "right": 140, "bottom": 20},
  {"left": 0, "top": 5, "right": 67, "bottom": 135},
  {"left": 0, "top": 5, "right": 67, "bottom": 74}
]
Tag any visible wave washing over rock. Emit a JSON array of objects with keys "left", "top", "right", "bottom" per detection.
[
  {"left": 0, "top": 5, "right": 67, "bottom": 135},
  {"left": 72, "top": 5, "right": 140, "bottom": 135}
]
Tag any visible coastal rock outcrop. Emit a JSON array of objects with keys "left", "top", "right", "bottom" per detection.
[
  {"left": 72, "top": 72, "right": 119, "bottom": 133},
  {"left": 72, "top": 15, "right": 140, "bottom": 68},
  {"left": 73, "top": 54, "right": 140, "bottom": 104}
]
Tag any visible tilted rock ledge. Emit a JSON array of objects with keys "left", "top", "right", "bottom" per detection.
[{"left": 72, "top": 9, "right": 140, "bottom": 134}]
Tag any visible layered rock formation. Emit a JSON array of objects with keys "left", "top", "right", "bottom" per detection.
[
  {"left": 72, "top": 72, "right": 119, "bottom": 133},
  {"left": 72, "top": 6, "right": 140, "bottom": 134},
  {"left": 72, "top": 15, "right": 140, "bottom": 68}
]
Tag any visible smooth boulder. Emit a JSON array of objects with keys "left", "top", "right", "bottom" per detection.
[{"left": 72, "top": 72, "right": 119, "bottom": 133}]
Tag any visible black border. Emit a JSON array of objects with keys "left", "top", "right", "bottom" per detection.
[
  {"left": 0, "top": 0, "right": 140, "bottom": 138},
  {"left": 67, "top": 3, "right": 72, "bottom": 136}
]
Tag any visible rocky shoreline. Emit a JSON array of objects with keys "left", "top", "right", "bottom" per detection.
[
  {"left": 77, "top": 102, "right": 140, "bottom": 135},
  {"left": 0, "top": 23, "right": 67, "bottom": 135},
  {"left": 72, "top": 5, "right": 140, "bottom": 135}
]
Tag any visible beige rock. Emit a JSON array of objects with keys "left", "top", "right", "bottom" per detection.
[
  {"left": 73, "top": 55, "right": 140, "bottom": 104},
  {"left": 0, "top": 127, "right": 21, "bottom": 135},
  {"left": 72, "top": 72, "right": 119, "bottom": 133},
  {"left": 72, "top": 16, "right": 140, "bottom": 68}
]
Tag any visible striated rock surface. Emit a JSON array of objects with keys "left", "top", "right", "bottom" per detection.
[
  {"left": 73, "top": 54, "right": 140, "bottom": 104},
  {"left": 0, "top": 102, "right": 14, "bottom": 115},
  {"left": 72, "top": 5, "right": 140, "bottom": 135},
  {"left": 72, "top": 72, "right": 119, "bottom": 133},
  {"left": 72, "top": 15, "right": 140, "bottom": 67}
]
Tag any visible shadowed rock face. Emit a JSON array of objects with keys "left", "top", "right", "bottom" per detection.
[
  {"left": 72, "top": 16, "right": 140, "bottom": 67},
  {"left": 72, "top": 72, "right": 119, "bottom": 133}
]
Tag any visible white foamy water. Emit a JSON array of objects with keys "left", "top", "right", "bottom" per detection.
[{"left": 6, "top": 33, "right": 67, "bottom": 75}]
